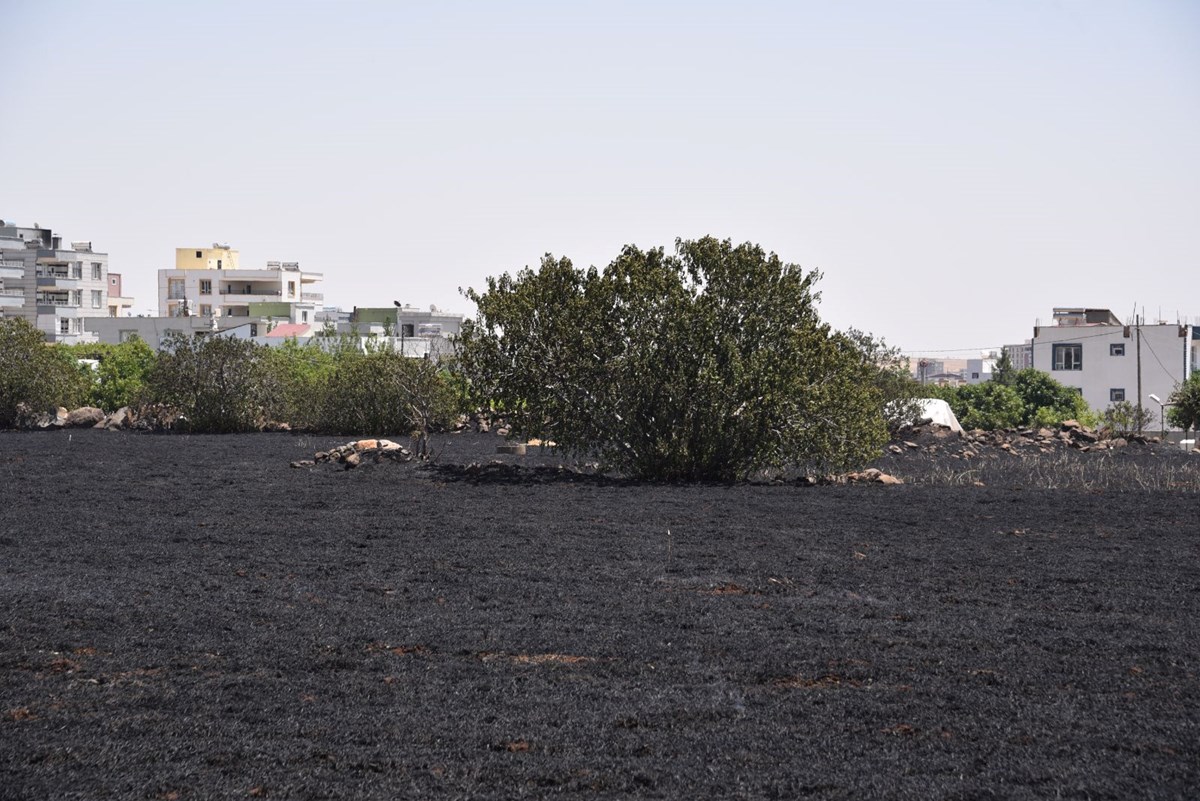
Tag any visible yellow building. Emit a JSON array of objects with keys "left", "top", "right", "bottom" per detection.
[{"left": 174, "top": 244, "right": 239, "bottom": 271}]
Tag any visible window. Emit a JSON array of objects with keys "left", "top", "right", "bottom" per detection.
[
  {"left": 971, "top": 372, "right": 979, "bottom": 379},
  {"left": 1052, "top": 343, "right": 1082, "bottom": 370},
  {"left": 1110, "top": 388, "right": 1125, "bottom": 402},
  {"left": 91, "top": 262, "right": 102, "bottom": 280},
  {"left": 59, "top": 317, "right": 70, "bottom": 335},
  {"left": 217, "top": 259, "right": 222, "bottom": 270},
  {"left": 199, "top": 279, "right": 212, "bottom": 295},
  {"left": 287, "top": 281, "right": 296, "bottom": 297},
  {"left": 168, "top": 278, "right": 186, "bottom": 299},
  {"left": 91, "top": 290, "right": 102, "bottom": 309},
  {"left": 1110, "top": 343, "right": 1125, "bottom": 357},
  {"left": 249, "top": 323, "right": 258, "bottom": 337},
  {"left": 71, "top": 262, "right": 82, "bottom": 279},
  {"left": 200, "top": 304, "right": 212, "bottom": 317},
  {"left": 72, "top": 290, "right": 82, "bottom": 306},
  {"left": 196, "top": 250, "right": 203, "bottom": 258},
  {"left": 401, "top": 323, "right": 415, "bottom": 337},
  {"left": 301, "top": 310, "right": 308, "bottom": 322}
]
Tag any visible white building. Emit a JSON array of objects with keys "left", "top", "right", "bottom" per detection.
[
  {"left": 964, "top": 354, "right": 996, "bottom": 385},
  {"left": 157, "top": 245, "right": 323, "bottom": 325},
  {"left": 0, "top": 220, "right": 111, "bottom": 343},
  {"left": 1030, "top": 307, "right": 1192, "bottom": 417}
]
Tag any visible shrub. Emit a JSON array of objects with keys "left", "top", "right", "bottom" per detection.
[
  {"left": 67, "top": 338, "right": 157, "bottom": 412},
  {"left": 840, "top": 328, "right": 924, "bottom": 434},
  {"left": 261, "top": 337, "right": 340, "bottom": 429},
  {"left": 1101, "top": 400, "right": 1154, "bottom": 438},
  {"left": 316, "top": 349, "right": 460, "bottom": 448},
  {"left": 0, "top": 318, "right": 91, "bottom": 427},
  {"left": 457, "top": 237, "right": 888, "bottom": 481},
  {"left": 144, "top": 333, "right": 278, "bottom": 432},
  {"left": 944, "top": 381, "right": 1025, "bottom": 430}
]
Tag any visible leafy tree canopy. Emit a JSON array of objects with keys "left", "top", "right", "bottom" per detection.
[{"left": 457, "top": 237, "right": 889, "bottom": 481}]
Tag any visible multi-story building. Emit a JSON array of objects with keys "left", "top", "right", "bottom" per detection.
[
  {"left": 106, "top": 273, "right": 135, "bottom": 317},
  {"left": 157, "top": 245, "right": 323, "bottom": 324},
  {"left": 1002, "top": 340, "right": 1033, "bottom": 370},
  {"left": 0, "top": 220, "right": 109, "bottom": 343},
  {"left": 1030, "top": 307, "right": 1192, "bottom": 416},
  {"left": 964, "top": 354, "right": 996, "bottom": 384}
]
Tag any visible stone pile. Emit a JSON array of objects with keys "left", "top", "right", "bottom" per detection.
[
  {"left": 890, "top": 419, "right": 1187, "bottom": 459},
  {"left": 291, "top": 439, "right": 412, "bottom": 470},
  {"left": 14, "top": 403, "right": 134, "bottom": 431}
]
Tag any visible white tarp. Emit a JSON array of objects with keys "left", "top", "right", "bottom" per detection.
[{"left": 917, "top": 398, "right": 963, "bottom": 432}]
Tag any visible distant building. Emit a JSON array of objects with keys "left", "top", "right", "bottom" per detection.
[
  {"left": 964, "top": 354, "right": 996, "bottom": 385},
  {"left": 0, "top": 220, "right": 111, "bottom": 343},
  {"left": 106, "top": 272, "right": 135, "bottom": 317},
  {"left": 157, "top": 245, "right": 323, "bottom": 324},
  {"left": 1030, "top": 307, "right": 1191, "bottom": 417},
  {"left": 1002, "top": 340, "right": 1033, "bottom": 370}
]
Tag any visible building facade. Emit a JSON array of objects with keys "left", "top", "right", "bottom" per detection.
[
  {"left": 106, "top": 272, "right": 135, "bottom": 317},
  {"left": 0, "top": 220, "right": 110, "bottom": 343},
  {"left": 157, "top": 246, "right": 323, "bottom": 324},
  {"left": 1030, "top": 307, "right": 1191, "bottom": 417}
]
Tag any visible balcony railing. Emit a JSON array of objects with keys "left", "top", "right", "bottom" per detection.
[
  {"left": 36, "top": 296, "right": 78, "bottom": 306},
  {"left": 220, "top": 289, "right": 281, "bottom": 297},
  {"left": 301, "top": 292, "right": 323, "bottom": 302}
]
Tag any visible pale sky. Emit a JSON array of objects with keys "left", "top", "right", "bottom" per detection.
[{"left": 4, "top": 0, "right": 1197, "bottom": 356}]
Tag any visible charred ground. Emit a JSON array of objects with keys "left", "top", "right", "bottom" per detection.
[{"left": 1, "top": 430, "right": 1197, "bottom": 800}]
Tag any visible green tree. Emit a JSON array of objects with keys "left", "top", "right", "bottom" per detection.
[
  {"left": 1010, "top": 368, "right": 1094, "bottom": 427},
  {"left": 0, "top": 318, "right": 91, "bottom": 427},
  {"left": 457, "top": 237, "right": 888, "bottom": 481},
  {"left": 840, "top": 328, "right": 924, "bottom": 433},
  {"left": 68, "top": 338, "right": 157, "bottom": 411},
  {"left": 941, "top": 381, "right": 1025, "bottom": 431},
  {"left": 261, "top": 337, "right": 339, "bottom": 429},
  {"left": 145, "top": 333, "right": 279, "bottom": 432},
  {"left": 1167, "top": 373, "right": 1200, "bottom": 436},
  {"left": 992, "top": 348, "right": 1016, "bottom": 386}
]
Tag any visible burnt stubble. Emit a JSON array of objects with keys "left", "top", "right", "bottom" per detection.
[{"left": 1, "top": 430, "right": 1197, "bottom": 800}]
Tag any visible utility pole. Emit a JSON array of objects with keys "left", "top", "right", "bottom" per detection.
[{"left": 1136, "top": 312, "right": 1143, "bottom": 435}]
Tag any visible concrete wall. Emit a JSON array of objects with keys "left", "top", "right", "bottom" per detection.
[{"left": 174, "top": 246, "right": 239, "bottom": 271}]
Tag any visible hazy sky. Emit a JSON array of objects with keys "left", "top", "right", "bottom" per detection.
[{"left": 4, "top": 0, "right": 1197, "bottom": 355}]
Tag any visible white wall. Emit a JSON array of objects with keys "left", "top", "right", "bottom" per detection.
[{"left": 1032, "top": 323, "right": 1187, "bottom": 416}]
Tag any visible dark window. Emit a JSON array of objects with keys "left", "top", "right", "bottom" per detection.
[
  {"left": 1110, "top": 343, "right": 1125, "bottom": 357},
  {"left": 1110, "top": 388, "right": 1125, "bottom": 402},
  {"left": 401, "top": 324, "right": 414, "bottom": 337},
  {"left": 1052, "top": 343, "right": 1083, "bottom": 370},
  {"left": 250, "top": 324, "right": 258, "bottom": 337},
  {"left": 195, "top": 250, "right": 202, "bottom": 258},
  {"left": 971, "top": 372, "right": 979, "bottom": 379}
]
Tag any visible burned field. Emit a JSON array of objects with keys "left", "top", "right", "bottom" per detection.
[{"left": 1, "top": 430, "right": 1197, "bottom": 800}]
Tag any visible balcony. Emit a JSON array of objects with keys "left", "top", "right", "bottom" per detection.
[
  {"left": 220, "top": 288, "right": 281, "bottom": 302},
  {"left": 0, "top": 289, "right": 24, "bottom": 307},
  {"left": 0, "top": 261, "right": 23, "bottom": 280},
  {"left": 301, "top": 292, "right": 324, "bottom": 302}
]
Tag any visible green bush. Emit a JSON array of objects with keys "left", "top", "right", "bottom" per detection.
[
  {"left": 1102, "top": 400, "right": 1154, "bottom": 438},
  {"left": 458, "top": 237, "right": 888, "bottom": 481},
  {"left": 839, "top": 329, "right": 924, "bottom": 433},
  {"left": 261, "top": 337, "right": 341, "bottom": 429},
  {"left": 0, "top": 318, "right": 91, "bottom": 426},
  {"left": 928, "top": 368, "right": 1098, "bottom": 431},
  {"left": 316, "top": 349, "right": 460, "bottom": 445},
  {"left": 144, "top": 333, "right": 278, "bottom": 432},
  {"left": 67, "top": 338, "right": 157, "bottom": 412},
  {"left": 1168, "top": 373, "right": 1200, "bottom": 436},
  {"left": 944, "top": 381, "right": 1025, "bottom": 430}
]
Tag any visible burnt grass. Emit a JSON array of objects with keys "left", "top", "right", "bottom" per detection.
[{"left": 1, "top": 430, "right": 1198, "bottom": 800}]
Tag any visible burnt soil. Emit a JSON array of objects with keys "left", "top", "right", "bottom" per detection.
[{"left": 1, "top": 430, "right": 1197, "bottom": 800}]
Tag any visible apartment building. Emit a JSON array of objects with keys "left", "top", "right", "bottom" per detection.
[
  {"left": 157, "top": 245, "right": 323, "bottom": 324},
  {"left": 0, "top": 220, "right": 109, "bottom": 343},
  {"left": 106, "top": 273, "right": 135, "bottom": 317},
  {"left": 1030, "top": 307, "right": 1192, "bottom": 415}
]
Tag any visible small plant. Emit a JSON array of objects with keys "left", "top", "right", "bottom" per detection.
[{"left": 1101, "top": 400, "right": 1154, "bottom": 439}]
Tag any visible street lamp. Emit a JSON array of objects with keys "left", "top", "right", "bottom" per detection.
[
  {"left": 1149, "top": 393, "right": 1166, "bottom": 440},
  {"left": 392, "top": 300, "right": 404, "bottom": 356}
]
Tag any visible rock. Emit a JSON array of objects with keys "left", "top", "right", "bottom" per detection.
[
  {"left": 1111, "top": 438, "right": 1127, "bottom": 448},
  {"left": 1061, "top": 419, "right": 1081, "bottom": 430},
  {"left": 888, "top": 444, "right": 903, "bottom": 454},
  {"left": 344, "top": 452, "right": 361, "bottom": 469},
  {"left": 290, "top": 460, "right": 315, "bottom": 468},
  {"left": 50, "top": 407, "right": 68, "bottom": 428},
  {"left": 103, "top": 407, "right": 130, "bottom": 430},
  {"left": 67, "top": 407, "right": 106, "bottom": 428},
  {"left": 1037, "top": 428, "right": 1055, "bottom": 440},
  {"left": 496, "top": 426, "right": 511, "bottom": 437},
  {"left": 1071, "top": 429, "right": 1099, "bottom": 443},
  {"left": 354, "top": 439, "right": 379, "bottom": 450},
  {"left": 903, "top": 441, "right": 919, "bottom": 449},
  {"left": 377, "top": 440, "right": 403, "bottom": 451},
  {"left": 876, "top": 473, "right": 904, "bottom": 485},
  {"left": 497, "top": 443, "right": 527, "bottom": 456},
  {"left": 262, "top": 421, "right": 291, "bottom": 432}
]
